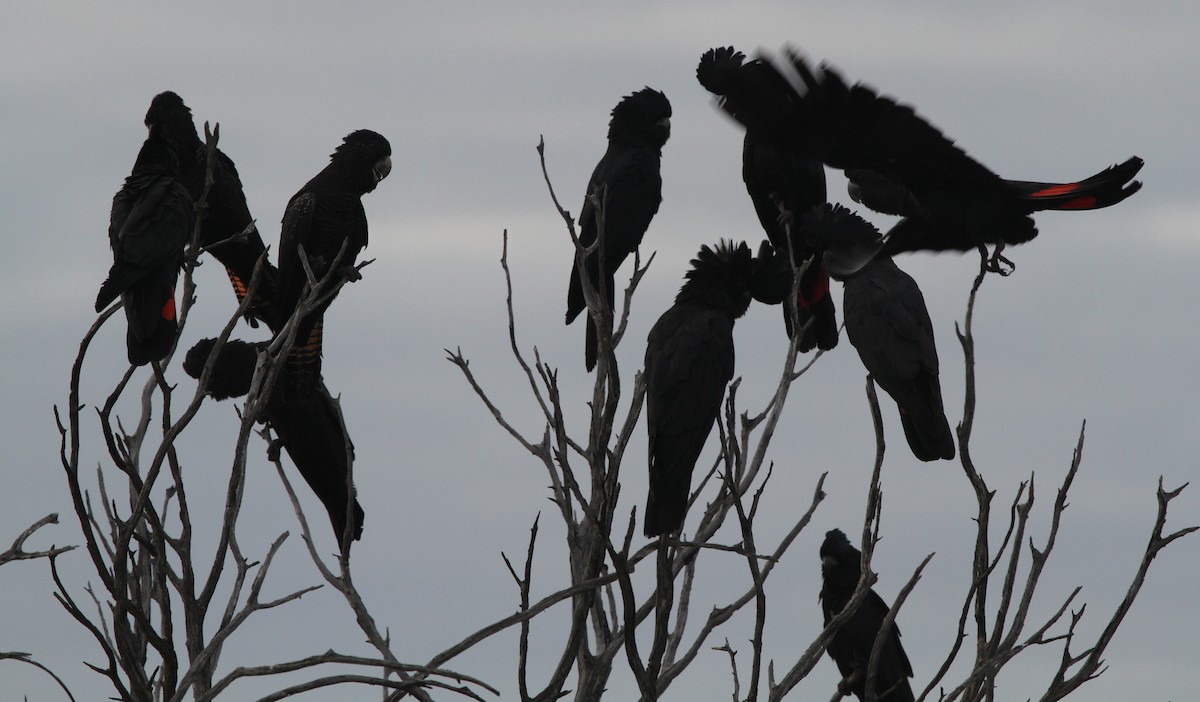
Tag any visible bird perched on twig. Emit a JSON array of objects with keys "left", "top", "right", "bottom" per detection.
[
  {"left": 796, "top": 204, "right": 956, "bottom": 462},
  {"left": 820, "top": 529, "right": 915, "bottom": 702},
  {"left": 566, "top": 87, "right": 672, "bottom": 371},
  {"left": 843, "top": 251, "right": 955, "bottom": 462},
  {"left": 183, "top": 338, "right": 364, "bottom": 549},
  {"left": 95, "top": 125, "right": 193, "bottom": 366},
  {"left": 144, "top": 91, "right": 281, "bottom": 328},
  {"left": 276, "top": 129, "right": 392, "bottom": 399},
  {"left": 644, "top": 240, "right": 755, "bottom": 537},
  {"left": 697, "top": 47, "right": 843, "bottom": 351}
]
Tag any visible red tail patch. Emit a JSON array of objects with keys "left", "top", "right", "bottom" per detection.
[
  {"left": 161, "top": 289, "right": 176, "bottom": 321},
  {"left": 1029, "top": 182, "right": 1081, "bottom": 198},
  {"left": 797, "top": 269, "right": 831, "bottom": 310}
]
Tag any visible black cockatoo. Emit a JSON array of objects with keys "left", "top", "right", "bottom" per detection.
[
  {"left": 183, "top": 338, "right": 364, "bottom": 549},
  {"left": 566, "top": 87, "right": 672, "bottom": 371},
  {"left": 697, "top": 47, "right": 843, "bottom": 351},
  {"left": 144, "top": 91, "right": 281, "bottom": 329},
  {"left": 698, "top": 46, "right": 1142, "bottom": 265},
  {"left": 794, "top": 205, "right": 955, "bottom": 461},
  {"left": 820, "top": 529, "right": 915, "bottom": 702},
  {"left": 276, "top": 129, "right": 392, "bottom": 398},
  {"left": 843, "top": 253, "right": 955, "bottom": 462},
  {"left": 95, "top": 128, "right": 193, "bottom": 366},
  {"left": 644, "top": 241, "right": 755, "bottom": 537}
]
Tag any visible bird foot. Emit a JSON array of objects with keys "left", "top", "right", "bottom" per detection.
[
  {"left": 775, "top": 202, "right": 795, "bottom": 231},
  {"left": 986, "top": 249, "right": 1016, "bottom": 276},
  {"left": 267, "top": 438, "right": 284, "bottom": 463}
]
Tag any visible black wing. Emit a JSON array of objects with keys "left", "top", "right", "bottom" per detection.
[
  {"left": 644, "top": 304, "right": 734, "bottom": 536},
  {"left": 823, "top": 588, "right": 916, "bottom": 702},
  {"left": 843, "top": 257, "right": 954, "bottom": 461},
  {"left": 182, "top": 337, "right": 365, "bottom": 550},
  {"left": 266, "top": 385, "right": 364, "bottom": 550},
  {"left": 192, "top": 146, "right": 280, "bottom": 327},
  {"left": 97, "top": 175, "right": 192, "bottom": 365},
  {"left": 566, "top": 145, "right": 663, "bottom": 370}
]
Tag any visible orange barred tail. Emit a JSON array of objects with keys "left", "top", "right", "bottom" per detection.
[
  {"left": 284, "top": 317, "right": 324, "bottom": 399},
  {"left": 226, "top": 267, "right": 249, "bottom": 303},
  {"left": 1011, "top": 156, "right": 1144, "bottom": 212}
]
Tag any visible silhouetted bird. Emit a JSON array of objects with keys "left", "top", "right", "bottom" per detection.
[
  {"left": 644, "top": 241, "right": 755, "bottom": 537},
  {"left": 854, "top": 157, "right": 1145, "bottom": 260},
  {"left": 697, "top": 46, "right": 1142, "bottom": 265},
  {"left": 843, "top": 253, "right": 955, "bottom": 461},
  {"left": 698, "top": 47, "right": 840, "bottom": 351},
  {"left": 804, "top": 205, "right": 954, "bottom": 461},
  {"left": 144, "top": 91, "right": 281, "bottom": 329},
  {"left": 276, "top": 129, "right": 391, "bottom": 398},
  {"left": 820, "top": 529, "right": 915, "bottom": 702},
  {"left": 565, "top": 87, "right": 672, "bottom": 371},
  {"left": 184, "top": 338, "right": 364, "bottom": 549},
  {"left": 95, "top": 127, "right": 193, "bottom": 366}
]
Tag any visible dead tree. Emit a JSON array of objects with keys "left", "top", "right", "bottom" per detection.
[
  {"left": 51, "top": 123, "right": 490, "bottom": 702},
  {"left": 448, "top": 141, "right": 1194, "bottom": 702}
]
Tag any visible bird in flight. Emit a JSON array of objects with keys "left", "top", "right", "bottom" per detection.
[{"left": 697, "top": 46, "right": 1142, "bottom": 271}]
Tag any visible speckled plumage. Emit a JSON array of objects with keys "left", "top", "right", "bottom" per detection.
[{"left": 276, "top": 129, "right": 391, "bottom": 399}]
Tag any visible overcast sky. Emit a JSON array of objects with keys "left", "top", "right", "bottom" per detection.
[{"left": 2, "top": 2, "right": 1197, "bottom": 700}]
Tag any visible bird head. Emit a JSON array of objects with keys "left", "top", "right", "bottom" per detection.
[
  {"left": 696, "top": 46, "right": 746, "bottom": 99},
  {"left": 332, "top": 129, "right": 392, "bottom": 194},
  {"left": 797, "top": 203, "right": 885, "bottom": 279},
  {"left": 697, "top": 47, "right": 804, "bottom": 138},
  {"left": 748, "top": 240, "right": 792, "bottom": 305},
  {"left": 608, "top": 87, "right": 671, "bottom": 150},
  {"left": 144, "top": 91, "right": 201, "bottom": 150},
  {"left": 819, "top": 528, "right": 863, "bottom": 588},
  {"left": 680, "top": 239, "right": 755, "bottom": 317}
]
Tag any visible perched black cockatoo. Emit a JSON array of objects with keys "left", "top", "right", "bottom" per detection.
[
  {"left": 843, "top": 254, "right": 954, "bottom": 461},
  {"left": 815, "top": 204, "right": 953, "bottom": 461},
  {"left": 644, "top": 241, "right": 755, "bottom": 537},
  {"left": 276, "top": 129, "right": 392, "bottom": 398},
  {"left": 820, "top": 529, "right": 915, "bottom": 702},
  {"left": 698, "top": 46, "right": 1142, "bottom": 264},
  {"left": 565, "top": 87, "right": 672, "bottom": 371},
  {"left": 144, "top": 91, "right": 281, "bottom": 329},
  {"left": 184, "top": 338, "right": 364, "bottom": 549},
  {"left": 697, "top": 47, "right": 842, "bottom": 351},
  {"left": 95, "top": 128, "right": 193, "bottom": 366}
]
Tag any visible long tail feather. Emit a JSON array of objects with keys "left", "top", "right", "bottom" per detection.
[{"left": 1011, "top": 156, "right": 1144, "bottom": 211}]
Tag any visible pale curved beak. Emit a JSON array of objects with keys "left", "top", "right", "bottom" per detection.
[{"left": 373, "top": 156, "right": 392, "bottom": 182}]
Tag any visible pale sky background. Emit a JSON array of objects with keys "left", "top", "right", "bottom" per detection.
[{"left": 2, "top": 2, "right": 1197, "bottom": 700}]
